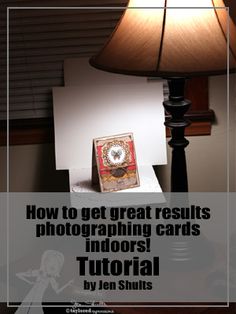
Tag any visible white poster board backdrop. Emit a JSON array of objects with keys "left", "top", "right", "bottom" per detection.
[{"left": 53, "top": 58, "right": 167, "bottom": 193}]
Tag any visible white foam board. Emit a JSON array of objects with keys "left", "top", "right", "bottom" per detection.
[{"left": 53, "top": 83, "right": 167, "bottom": 170}]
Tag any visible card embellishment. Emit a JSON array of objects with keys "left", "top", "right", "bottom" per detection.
[{"left": 92, "top": 133, "right": 140, "bottom": 192}]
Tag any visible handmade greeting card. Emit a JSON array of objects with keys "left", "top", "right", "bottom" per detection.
[{"left": 92, "top": 133, "right": 140, "bottom": 192}]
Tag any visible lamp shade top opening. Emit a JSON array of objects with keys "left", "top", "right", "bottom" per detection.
[{"left": 90, "top": 0, "right": 236, "bottom": 77}]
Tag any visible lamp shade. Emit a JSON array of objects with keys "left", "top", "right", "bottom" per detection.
[{"left": 90, "top": 0, "right": 236, "bottom": 77}]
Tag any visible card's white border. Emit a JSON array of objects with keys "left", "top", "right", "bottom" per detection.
[{"left": 6, "top": 6, "right": 230, "bottom": 308}]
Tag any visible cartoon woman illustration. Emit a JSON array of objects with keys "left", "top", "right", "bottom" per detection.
[{"left": 15, "top": 250, "right": 73, "bottom": 314}]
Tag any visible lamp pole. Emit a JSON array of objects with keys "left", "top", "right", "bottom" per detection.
[{"left": 163, "top": 77, "right": 191, "bottom": 192}]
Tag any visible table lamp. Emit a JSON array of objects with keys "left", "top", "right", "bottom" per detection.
[{"left": 90, "top": 0, "right": 236, "bottom": 192}]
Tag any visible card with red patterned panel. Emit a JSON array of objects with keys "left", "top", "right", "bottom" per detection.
[{"left": 92, "top": 133, "right": 140, "bottom": 192}]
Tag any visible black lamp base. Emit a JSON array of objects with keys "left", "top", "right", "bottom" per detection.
[
  {"left": 163, "top": 77, "right": 191, "bottom": 192},
  {"left": 162, "top": 77, "right": 215, "bottom": 270},
  {"left": 158, "top": 235, "right": 215, "bottom": 271}
]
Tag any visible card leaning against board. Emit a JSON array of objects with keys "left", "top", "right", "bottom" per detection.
[{"left": 92, "top": 133, "right": 140, "bottom": 192}]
